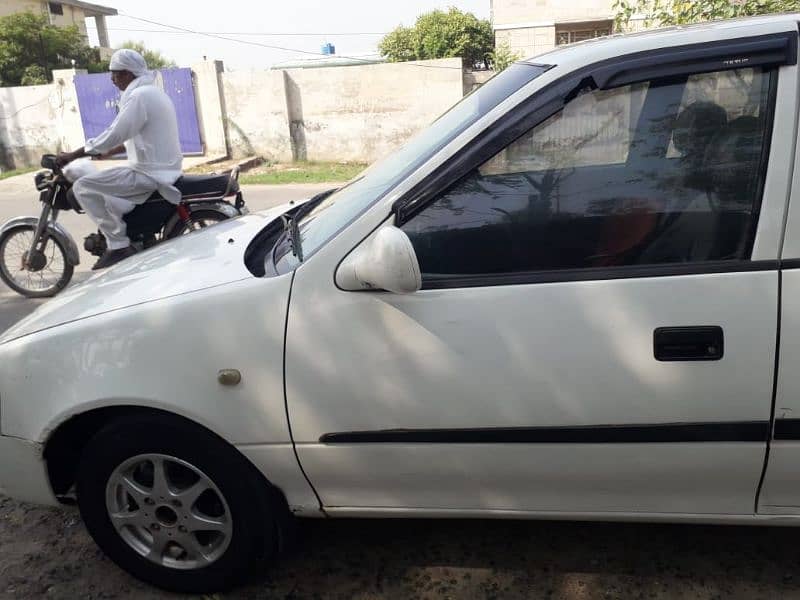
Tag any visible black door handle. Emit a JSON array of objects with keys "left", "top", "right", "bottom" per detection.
[{"left": 654, "top": 326, "right": 724, "bottom": 361}]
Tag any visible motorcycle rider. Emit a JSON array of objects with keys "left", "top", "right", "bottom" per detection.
[{"left": 57, "top": 49, "right": 182, "bottom": 270}]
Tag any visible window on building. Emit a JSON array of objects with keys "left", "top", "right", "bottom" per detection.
[
  {"left": 556, "top": 21, "right": 613, "bottom": 45},
  {"left": 401, "top": 67, "right": 775, "bottom": 279},
  {"left": 48, "top": 2, "right": 64, "bottom": 15}
]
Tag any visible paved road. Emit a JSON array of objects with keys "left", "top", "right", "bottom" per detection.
[{"left": 0, "top": 183, "right": 333, "bottom": 333}]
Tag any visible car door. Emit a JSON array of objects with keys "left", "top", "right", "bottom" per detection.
[
  {"left": 757, "top": 45, "right": 800, "bottom": 516},
  {"left": 286, "top": 37, "right": 795, "bottom": 517}
]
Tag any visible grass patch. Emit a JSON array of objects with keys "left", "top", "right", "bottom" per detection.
[
  {"left": 240, "top": 161, "right": 367, "bottom": 185},
  {"left": 0, "top": 166, "right": 38, "bottom": 181}
]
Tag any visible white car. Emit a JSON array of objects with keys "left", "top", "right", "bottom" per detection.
[{"left": 2, "top": 13, "right": 800, "bottom": 592}]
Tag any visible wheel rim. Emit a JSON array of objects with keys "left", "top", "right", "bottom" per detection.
[
  {"left": 0, "top": 227, "right": 67, "bottom": 294},
  {"left": 105, "top": 453, "right": 233, "bottom": 570}
]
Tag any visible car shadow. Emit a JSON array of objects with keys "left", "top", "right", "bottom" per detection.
[
  {"left": 3, "top": 495, "right": 799, "bottom": 597},
  {"left": 241, "top": 518, "right": 800, "bottom": 598}
]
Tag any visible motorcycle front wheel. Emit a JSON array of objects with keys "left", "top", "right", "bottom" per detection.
[{"left": 0, "top": 225, "right": 74, "bottom": 298}]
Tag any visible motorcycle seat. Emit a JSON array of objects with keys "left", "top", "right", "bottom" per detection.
[
  {"left": 66, "top": 172, "right": 239, "bottom": 205},
  {"left": 174, "top": 173, "right": 239, "bottom": 200},
  {"left": 143, "top": 173, "right": 239, "bottom": 202}
]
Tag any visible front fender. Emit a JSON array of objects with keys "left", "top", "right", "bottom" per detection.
[
  {"left": 0, "top": 274, "right": 321, "bottom": 513},
  {"left": 0, "top": 216, "right": 80, "bottom": 267}
]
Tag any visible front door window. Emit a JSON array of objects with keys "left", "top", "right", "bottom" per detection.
[{"left": 402, "top": 67, "right": 775, "bottom": 279}]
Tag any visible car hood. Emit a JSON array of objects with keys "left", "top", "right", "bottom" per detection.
[{"left": 0, "top": 204, "right": 291, "bottom": 345}]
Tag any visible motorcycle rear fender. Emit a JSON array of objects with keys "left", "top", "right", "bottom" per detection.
[{"left": 0, "top": 217, "right": 80, "bottom": 267}]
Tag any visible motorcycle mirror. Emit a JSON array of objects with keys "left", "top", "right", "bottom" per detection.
[{"left": 41, "top": 154, "right": 58, "bottom": 170}]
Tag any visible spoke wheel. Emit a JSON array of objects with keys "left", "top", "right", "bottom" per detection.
[
  {"left": 106, "top": 453, "right": 233, "bottom": 570},
  {"left": 0, "top": 225, "right": 73, "bottom": 298}
]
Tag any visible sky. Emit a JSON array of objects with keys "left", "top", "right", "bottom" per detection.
[{"left": 84, "top": 0, "right": 491, "bottom": 70}]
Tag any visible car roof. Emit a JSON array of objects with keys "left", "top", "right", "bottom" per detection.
[{"left": 524, "top": 13, "right": 800, "bottom": 70}]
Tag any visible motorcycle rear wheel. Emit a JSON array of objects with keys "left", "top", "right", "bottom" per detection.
[
  {"left": 0, "top": 225, "right": 74, "bottom": 298},
  {"left": 167, "top": 209, "right": 229, "bottom": 238}
]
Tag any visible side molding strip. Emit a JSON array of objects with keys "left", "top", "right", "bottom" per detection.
[{"left": 320, "top": 421, "right": 770, "bottom": 444}]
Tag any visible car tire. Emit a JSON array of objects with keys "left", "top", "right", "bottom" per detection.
[{"left": 75, "top": 414, "right": 289, "bottom": 593}]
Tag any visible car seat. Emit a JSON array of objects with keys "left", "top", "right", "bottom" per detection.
[{"left": 701, "top": 115, "right": 764, "bottom": 259}]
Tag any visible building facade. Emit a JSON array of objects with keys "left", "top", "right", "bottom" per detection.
[
  {"left": 492, "top": 0, "right": 645, "bottom": 59},
  {"left": 0, "top": 0, "right": 117, "bottom": 49}
]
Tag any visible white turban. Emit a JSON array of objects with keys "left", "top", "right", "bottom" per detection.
[{"left": 109, "top": 49, "right": 148, "bottom": 77}]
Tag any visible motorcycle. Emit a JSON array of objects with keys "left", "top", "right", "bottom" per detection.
[{"left": 0, "top": 154, "right": 247, "bottom": 298}]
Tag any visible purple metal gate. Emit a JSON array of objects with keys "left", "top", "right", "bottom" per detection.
[
  {"left": 74, "top": 68, "right": 203, "bottom": 155},
  {"left": 160, "top": 69, "right": 203, "bottom": 154}
]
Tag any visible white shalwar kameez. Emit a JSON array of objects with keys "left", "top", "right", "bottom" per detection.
[{"left": 73, "top": 70, "right": 183, "bottom": 250}]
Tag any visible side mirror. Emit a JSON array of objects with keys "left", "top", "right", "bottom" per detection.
[{"left": 337, "top": 225, "right": 422, "bottom": 294}]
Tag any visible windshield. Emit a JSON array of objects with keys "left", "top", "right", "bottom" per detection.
[{"left": 273, "top": 62, "right": 551, "bottom": 273}]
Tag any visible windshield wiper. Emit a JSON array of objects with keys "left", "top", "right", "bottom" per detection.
[
  {"left": 280, "top": 214, "right": 304, "bottom": 262},
  {"left": 277, "top": 188, "right": 340, "bottom": 263},
  {"left": 274, "top": 187, "right": 343, "bottom": 265}
]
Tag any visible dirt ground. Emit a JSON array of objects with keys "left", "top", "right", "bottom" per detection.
[{"left": 3, "top": 495, "right": 800, "bottom": 599}]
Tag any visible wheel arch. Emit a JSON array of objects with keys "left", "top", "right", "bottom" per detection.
[{"left": 43, "top": 405, "right": 288, "bottom": 511}]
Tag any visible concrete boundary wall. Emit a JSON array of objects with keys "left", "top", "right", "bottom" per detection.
[
  {"left": 0, "top": 83, "right": 60, "bottom": 170},
  {"left": 0, "top": 69, "right": 86, "bottom": 171},
  {"left": 222, "top": 58, "right": 467, "bottom": 164},
  {"left": 222, "top": 68, "right": 293, "bottom": 164},
  {"left": 0, "top": 63, "right": 228, "bottom": 171},
  {"left": 1, "top": 58, "right": 481, "bottom": 170}
]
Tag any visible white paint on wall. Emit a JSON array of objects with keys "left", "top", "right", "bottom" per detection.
[
  {"left": 0, "top": 82, "right": 59, "bottom": 170},
  {"left": 3, "top": 58, "right": 473, "bottom": 169},
  {"left": 223, "top": 58, "right": 465, "bottom": 164},
  {"left": 223, "top": 69, "right": 293, "bottom": 163},
  {"left": 493, "top": 0, "right": 617, "bottom": 26},
  {"left": 192, "top": 61, "right": 228, "bottom": 158}
]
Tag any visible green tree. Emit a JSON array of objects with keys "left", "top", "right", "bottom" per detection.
[
  {"left": 488, "top": 42, "right": 521, "bottom": 72},
  {"left": 20, "top": 64, "right": 46, "bottom": 86},
  {"left": 118, "top": 41, "right": 177, "bottom": 70},
  {"left": 379, "top": 26, "right": 417, "bottom": 62},
  {"left": 379, "top": 7, "right": 494, "bottom": 68},
  {"left": 614, "top": 0, "right": 799, "bottom": 30},
  {"left": 0, "top": 11, "right": 100, "bottom": 86}
]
